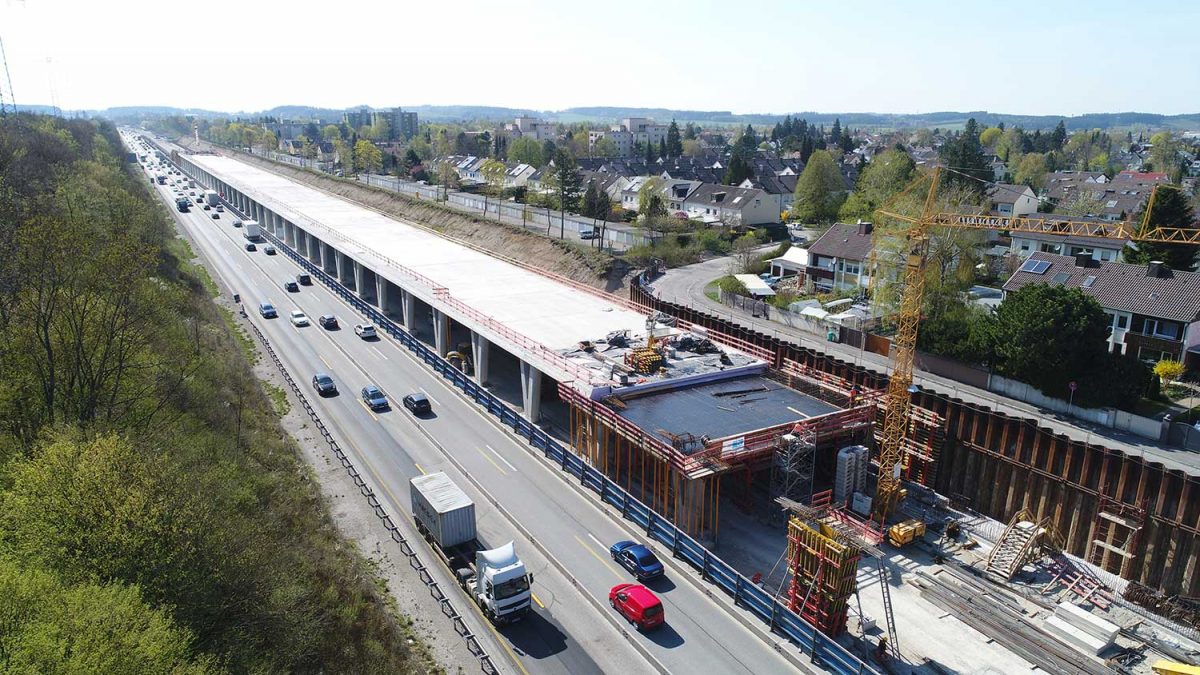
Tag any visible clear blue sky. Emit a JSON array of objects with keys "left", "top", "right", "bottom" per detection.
[{"left": 3, "top": 0, "right": 1197, "bottom": 116}]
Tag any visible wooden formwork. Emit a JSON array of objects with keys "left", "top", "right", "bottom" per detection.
[{"left": 786, "top": 517, "right": 861, "bottom": 635}]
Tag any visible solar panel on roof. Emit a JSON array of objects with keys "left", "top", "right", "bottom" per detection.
[
  {"left": 1082, "top": 275, "right": 1097, "bottom": 288},
  {"left": 1019, "top": 259, "right": 1051, "bottom": 274},
  {"left": 1052, "top": 272, "right": 1070, "bottom": 284}
]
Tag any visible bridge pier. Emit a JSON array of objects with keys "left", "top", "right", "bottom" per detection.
[
  {"left": 471, "top": 332, "right": 490, "bottom": 385},
  {"left": 520, "top": 361, "right": 542, "bottom": 423},
  {"left": 401, "top": 290, "right": 416, "bottom": 331},
  {"left": 433, "top": 309, "right": 451, "bottom": 356}
]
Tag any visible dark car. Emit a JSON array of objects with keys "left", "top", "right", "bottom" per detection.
[
  {"left": 609, "top": 541, "right": 664, "bottom": 580},
  {"left": 360, "top": 385, "right": 388, "bottom": 411},
  {"left": 203, "top": 204, "right": 211, "bottom": 210},
  {"left": 296, "top": 273, "right": 312, "bottom": 286},
  {"left": 244, "top": 242, "right": 257, "bottom": 251},
  {"left": 211, "top": 213, "right": 219, "bottom": 219},
  {"left": 402, "top": 393, "right": 431, "bottom": 415},
  {"left": 283, "top": 280, "right": 299, "bottom": 292},
  {"left": 318, "top": 314, "right": 339, "bottom": 329},
  {"left": 312, "top": 373, "right": 337, "bottom": 396},
  {"left": 258, "top": 302, "right": 277, "bottom": 318},
  {"left": 263, "top": 245, "right": 276, "bottom": 255}
]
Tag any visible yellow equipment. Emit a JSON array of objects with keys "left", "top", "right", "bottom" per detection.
[
  {"left": 887, "top": 519, "right": 926, "bottom": 547},
  {"left": 1152, "top": 660, "right": 1200, "bottom": 675},
  {"left": 870, "top": 172, "right": 1193, "bottom": 527}
]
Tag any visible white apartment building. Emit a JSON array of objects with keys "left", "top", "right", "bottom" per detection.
[{"left": 589, "top": 117, "right": 670, "bottom": 157}]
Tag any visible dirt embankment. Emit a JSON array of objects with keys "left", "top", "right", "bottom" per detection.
[{"left": 185, "top": 139, "right": 632, "bottom": 292}]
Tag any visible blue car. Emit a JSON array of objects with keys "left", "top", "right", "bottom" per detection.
[
  {"left": 610, "top": 540, "right": 664, "bottom": 580},
  {"left": 360, "top": 385, "right": 388, "bottom": 411}
]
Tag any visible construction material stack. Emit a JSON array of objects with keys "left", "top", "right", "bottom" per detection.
[{"left": 1043, "top": 601, "right": 1118, "bottom": 656}]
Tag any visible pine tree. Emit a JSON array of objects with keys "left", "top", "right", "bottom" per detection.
[
  {"left": 582, "top": 180, "right": 599, "bottom": 219},
  {"left": 800, "top": 135, "right": 815, "bottom": 163},
  {"left": 723, "top": 153, "right": 753, "bottom": 186},
  {"left": 831, "top": 118, "right": 842, "bottom": 148},
  {"left": 684, "top": 122, "right": 696, "bottom": 140},
  {"left": 658, "top": 138, "right": 667, "bottom": 160},
  {"left": 1050, "top": 120, "right": 1067, "bottom": 151},
  {"left": 666, "top": 120, "right": 683, "bottom": 157},
  {"left": 645, "top": 140, "right": 655, "bottom": 165}
]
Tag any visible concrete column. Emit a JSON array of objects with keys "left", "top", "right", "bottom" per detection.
[
  {"left": 298, "top": 229, "right": 309, "bottom": 258},
  {"left": 354, "top": 262, "right": 366, "bottom": 299},
  {"left": 471, "top": 331, "right": 490, "bottom": 385},
  {"left": 334, "top": 250, "right": 344, "bottom": 284},
  {"left": 432, "top": 309, "right": 450, "bottom": 356},
  {"left": 377, "top": 276, "right": 391, "bottom": 316},
  {"left": 401, "top": 289, "right": 415, "bottom": 330},
  {"left": 520, "top": 361, "right": 542, "bottom": 422}
]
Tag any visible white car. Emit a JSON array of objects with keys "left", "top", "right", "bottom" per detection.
[
  {"left": 354, "top": 323, "right": 377, "bottom": 339},
  {"left": 289, "top": 310, "right": 310, "bottom": 327}
]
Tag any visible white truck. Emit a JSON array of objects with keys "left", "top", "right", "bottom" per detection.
[
  {"left": 242, "top": 219, "right": 262, "bottom": 242},
  {"left": 204, "top": 189, "right": 219, "bottom": 207},
  {"left": 410, "top": 472, "right": 533, "bottom": 624}
]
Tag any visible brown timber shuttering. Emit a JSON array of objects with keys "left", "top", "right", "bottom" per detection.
[{"left": 631, "top": 280, "right": 1200, "bottom": 596}]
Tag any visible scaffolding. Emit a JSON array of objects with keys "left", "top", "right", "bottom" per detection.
[
  {"left": 770, "top": 428, "right": 817, "bottom": 507},
  {"left": 1087, "top": 495, "right": 1146, "bottom": 578},
  {"left": 784, "top": 510, "right": 862, "bottom": 635}
]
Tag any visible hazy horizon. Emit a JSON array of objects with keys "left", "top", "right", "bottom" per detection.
[{"left": 2, "top": 0, "right": 1197, "bottom": 117}]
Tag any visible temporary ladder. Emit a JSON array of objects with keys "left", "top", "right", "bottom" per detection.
[{"left": 877, "top": 559, "right": 900, "bottom": 661}]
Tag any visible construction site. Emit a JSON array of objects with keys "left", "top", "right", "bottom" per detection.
[{"left": 544, "top": 171, "right": 1200, "bottom": 673}]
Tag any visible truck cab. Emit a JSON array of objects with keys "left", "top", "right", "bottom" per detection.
[{"left": 470, "top": 542, "right": 533, "bottom": 623}]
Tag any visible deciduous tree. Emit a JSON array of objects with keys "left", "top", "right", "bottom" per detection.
[
  {"left": 792, "top": 149, "right": 845, "bottom": 222},
  {"left": 353, "top": 139, "right": 382, "bottom": 174},
  {"left": 507, "top": 136, "right": 544, "bottom": 167}
]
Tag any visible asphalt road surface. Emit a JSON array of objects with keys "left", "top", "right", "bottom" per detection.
[{"left": 132, "top": 137, "right": 807, "bottom": 675}]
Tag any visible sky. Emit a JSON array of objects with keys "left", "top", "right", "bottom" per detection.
[{"left": 2, "top": 0, "right": 1197, "bottom": 116}]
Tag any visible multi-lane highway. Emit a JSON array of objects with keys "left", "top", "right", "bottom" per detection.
[{"left": 130, "top": 135, "right": 808, "bottom": 675}]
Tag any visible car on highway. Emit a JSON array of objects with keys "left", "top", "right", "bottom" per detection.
[
  {"left": 318, "top": 314, "right": 339, "bottom": 329},
  {"left": 244, "top": 242, "right": 257, "bottom": 251},
  {"left": 609, "top": 541, "right": 665, "bottom": 580},
  {"left": 296, "top": 273, "right": 312, "bottom": 285},
  {"left": 211, "top": 213, "right": 220, "bottom": 219},
  {"left": 360, "top": 385, "right": 388, "bottom": 411},
  {"left": 232, "top": 219, "right": 242, "bottom": 228},
  {"left": 263, "top": 245, "right": 277, "bottom": 255},
  {"left": 258, "top": 302, "right": 277, "bottom": 318},
  {"left": 609, "top": 583, "right": 664, "bottom": 631},
  {"left": 354, "top": 323, "right": 377, "bottom": 339},
  {"left": 402, "top": 393, "right": 431, "bottom": 415},
  {"left": 283, "top": 281, "right": 299, "bottom": 292},
  {"left": 311, "top": 373, "right": 337, "bottom": 396},
  {"left": 203, "top": 204, "right": 211, "bottom": 210},
  {"left": 216, "top": 205, "right": 224, "bottom": 212},
  {"left": 289, "top": 310, "right": 310, "bottom": 327}
]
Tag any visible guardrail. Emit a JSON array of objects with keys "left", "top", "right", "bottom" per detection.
[{"left": 258, "top": 222, "right": 878, "bottom": 675}]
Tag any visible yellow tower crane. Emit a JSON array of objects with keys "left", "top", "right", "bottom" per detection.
[{"left": 869, "top": 168, "right": 1196, "bottom": 526}]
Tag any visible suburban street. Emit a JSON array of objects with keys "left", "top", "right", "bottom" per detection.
[
  {"left": 648, "top": 252, "right": 1200, "bottom": 476},
  {"left": 145, "top": 165, "right": 808, "bottom": 675}
]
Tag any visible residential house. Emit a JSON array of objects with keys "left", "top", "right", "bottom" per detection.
[
  {"left": 1042, "top": 171, "right": 1108, "bottom": 206},
  {"left": 987, "top": 183, "right": 1038, "bottom": 217},
  {"left": 1008, "top": 229, "right": 1128, "bottom": 262},
  {"left": 504, "top": 163, "right": 538, "bottom": 188},
  {"left": 739, "top": 173, "right": 797, "bottom": 217},
  {"left": 680, "top": 184, "right": 775, "bottom": 227},
  {"left": 1002, "top": 252, "right": 1200, "bottom": 365},
  {"left": 769, "top": 246, "right": 809, "bottom": 280},
  {"left": 805, "top": 221, "right": 875, "bottom": 291}
]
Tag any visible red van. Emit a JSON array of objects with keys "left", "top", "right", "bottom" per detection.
[{"left": 609, "top": 583, "right": 664, "bottom": 631}]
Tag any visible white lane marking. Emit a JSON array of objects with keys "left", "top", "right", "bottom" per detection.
[
  {"left": 371, "top": 345, "right": 389, "bottom": 360},
  {"left": 485, "top": 444, "right": 518, "bottom": 473},
  {"left": 419, "top": 388, "right": 441, "bottom": 406},
  {"left": 787, "top": 406, "right": 811, "bottom": 419},
  {"left": 586, "top": 532, "right": 606, "bottom": 549}
]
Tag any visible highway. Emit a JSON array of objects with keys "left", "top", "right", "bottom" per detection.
[{"left": 131, "top": 136, "right": 807, "bottom": 675}]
